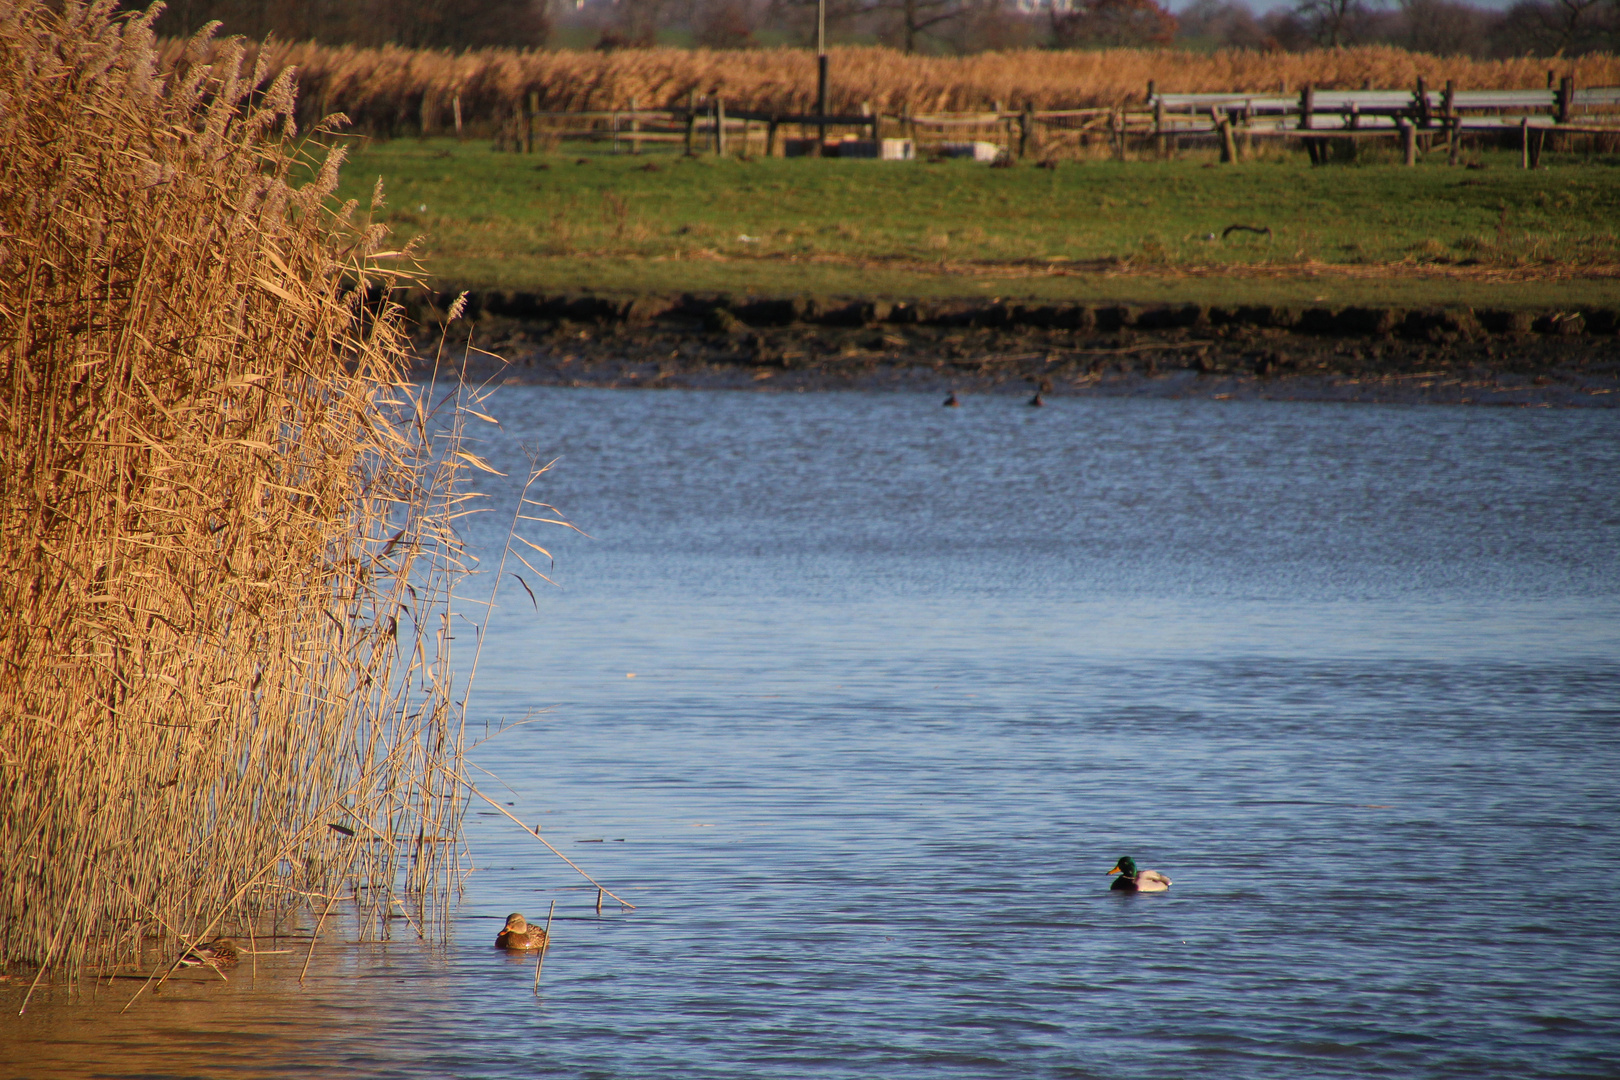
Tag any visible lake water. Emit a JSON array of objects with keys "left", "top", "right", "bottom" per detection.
[{"left": 6, "top": 388, "right": 1618, "bottom": 1079}]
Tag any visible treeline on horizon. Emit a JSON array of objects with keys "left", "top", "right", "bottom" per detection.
[{"left": 133, "top": 0, "right": 1620, "bottom": 60}]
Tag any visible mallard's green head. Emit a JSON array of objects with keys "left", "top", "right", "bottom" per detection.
[{"left": 1107, "top": 856, "right": 1137, "bottom": 878}]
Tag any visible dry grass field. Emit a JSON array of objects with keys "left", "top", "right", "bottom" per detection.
[{"left": 184, "top": 38, "right": 1620, "bottom": 135}]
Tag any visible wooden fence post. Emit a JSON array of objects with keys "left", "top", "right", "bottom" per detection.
[
  {"left": 1415, "top": 76, "right": 1431, "bottom": 128},
  {"left": 1217, "top": 111, "right": 1236, "bottom": 164},
  {"left": 1451, "top": 81, "right": 1464, "bottom": 165},
  {"left": 1019, "top": 101, "right": 1036, "bottom": 159},
  {"left": 685, "top": 92, "right": 697, "bottom": 156},
  {"left": 767, "top": 116, "right": 779, "bottom": 157},
  {"left": 1401, "top": 117, "right": 1416, "bottom": 166},
  {"left": 452, "top": 93, "right": 463, "bottom": 141},
  {"left": 1298, "top": 84, "right": 1317, "bottom": 165},
  {"left": 715, "top": 98, "right": 726, "bottom": 155},
  {"left": 1521, "top": 117, "right": 1530, "bottom": 169},
  {"left": 1556, "top": 75, "right": 1574, "bottom": 124},
  {"left": 629, "top": 95, "right": 639, "bottom": 155},
  {"left": 526, "top": 92, "right": 538, "bottom": 153},
  {"left": 420, "top": 90, "right": 434, "bottom": 137}
]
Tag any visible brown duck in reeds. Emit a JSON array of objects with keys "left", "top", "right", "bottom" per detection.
[
  {"left": 495, "top": 912, "right": 548, "bottom": 950},
  {"left": 1107, "top": 856, "right": 1171, "bottom": 893},
  {"left": 179, "top": 938, "right": 239, "bottom": 969}
]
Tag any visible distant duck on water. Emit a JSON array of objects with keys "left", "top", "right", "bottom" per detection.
[
  {"left": 1107, "top": 856, "right": 1171, "bottom": 893},
  {"left": 495, "top": 912, "right": 549, "bottom": 950},
  {"left": 944, "top": 391, "right": 960, "bottom": 407}
]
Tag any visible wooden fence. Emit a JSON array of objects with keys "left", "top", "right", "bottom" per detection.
[{"left": 468, "top": 77, "right": 1620, "bottom": 167}]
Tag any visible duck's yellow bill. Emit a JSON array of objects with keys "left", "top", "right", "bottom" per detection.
[{"left": 1106, "top": 866, "right": 1122, "bottom": 875}]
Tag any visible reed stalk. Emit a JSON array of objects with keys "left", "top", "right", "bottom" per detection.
[{"left": 0, "top": 1, "right": 484, "bottom": 997}]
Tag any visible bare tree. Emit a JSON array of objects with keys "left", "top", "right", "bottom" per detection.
[
  {"left": 890, "top": 0, "right": 971, "bottom": 50},
  {"left": 1489, "top": 0, "right": 1615, "bottom": 51},
  {"left": 1051, "top": 0, "right": 1177, "bottom": 47},
  {"left": 1396, "top": 0, "right": 1486, "bottom": 53},
  {"left": 1292, "top": 0, "right": 1380, "bottom": 44},
  {"left": 138, "top": 0, "right": 551, "bottom": 49},
  {"left": 1175, "top": 0, "right": 1268, "bottom": 48}
]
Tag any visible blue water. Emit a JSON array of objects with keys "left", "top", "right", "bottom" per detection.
[{"left": 6, "top": 389, "right": 1618, "bottom": 1079}]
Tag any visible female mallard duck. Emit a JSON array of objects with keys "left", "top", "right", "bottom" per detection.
[
  {"left": 1107, "top": 856, "right": 1171, "bottom": 893},
  {"left": 495, "top": 912, "right": 548, "bottom": 950},
  {"left": 179, "top": 938, "right": 239, "bottom": 968}
]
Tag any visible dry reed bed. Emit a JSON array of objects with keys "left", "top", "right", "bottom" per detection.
[
  {"left": 1, "top": 2, "right": 480, "bottom": 994},
  {"left": 173, "top": 39, "right": 1620, "bottom": 134}
]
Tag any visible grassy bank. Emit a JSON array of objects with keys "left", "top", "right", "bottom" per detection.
[{"left": 337, "top": 138, "right": 1620, "bottom": 310}]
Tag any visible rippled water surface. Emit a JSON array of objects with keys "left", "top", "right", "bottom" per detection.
[{"left": 6, "top": 390, "right": 1619, "bottom": 1079}]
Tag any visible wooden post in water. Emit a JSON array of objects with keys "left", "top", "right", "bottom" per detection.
[
  {"left": 452, "top": 93, "right": 463, "bottom": 141},
  {"left": 685, "top": 91, "right": 697, "bottom": 156}
]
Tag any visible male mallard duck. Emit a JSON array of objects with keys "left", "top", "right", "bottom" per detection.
[
  {"left": 1107, "top": 856, "right": 1171, "bottom": 893},
  {"left": 495, "top": 912, "right": 548, "bottom": 950},
  {"left": 179, "top": 938, "right": 239, "bottom": 968}
]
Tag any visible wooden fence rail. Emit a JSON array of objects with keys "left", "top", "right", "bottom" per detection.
[{"left": 482, "top": 78, "right": 1619, "bottom": 168}]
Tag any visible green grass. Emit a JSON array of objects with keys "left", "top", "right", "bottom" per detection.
[{"left": 332, "top": 137, "right": 1620, "bottom": 310}]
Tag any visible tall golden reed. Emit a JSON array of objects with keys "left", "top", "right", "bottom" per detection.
[
  {"left": 181, "top": 38, "right": 1620, "bottom": 133},
  {"left": 1, "top": 1, "right": 480, "bottom": 993}
]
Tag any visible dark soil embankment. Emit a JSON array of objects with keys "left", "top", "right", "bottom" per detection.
[{"left": 402, "top": 290, "right": 1620, "bottom": 407}]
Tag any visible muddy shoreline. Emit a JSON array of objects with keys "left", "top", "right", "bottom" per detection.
[{"left": 403, "top": 290, "right": 1620, "bottom": 406}]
